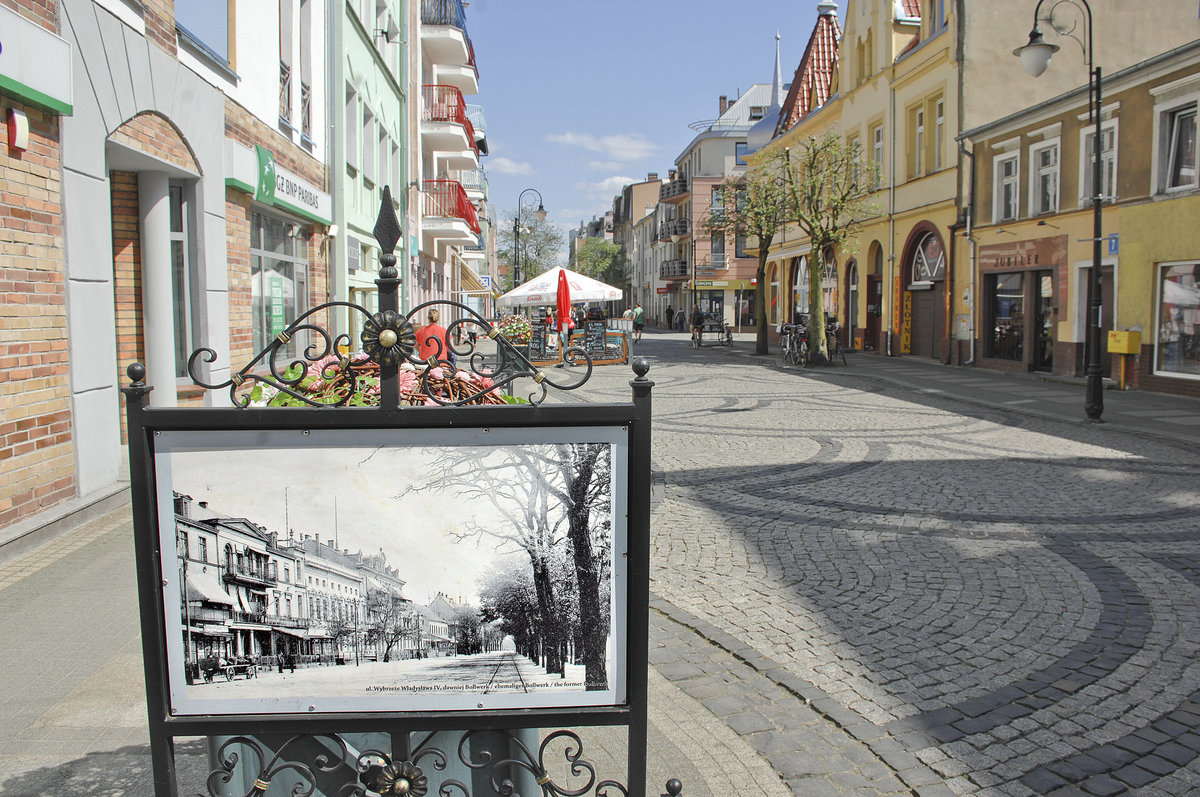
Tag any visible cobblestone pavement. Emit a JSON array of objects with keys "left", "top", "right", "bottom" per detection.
[{"left": 574, "top": 334, "right": 1200, "bottom": 796}]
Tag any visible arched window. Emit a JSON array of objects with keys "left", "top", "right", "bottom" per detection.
[{"left": 910, "top": 231, "right": 945, "bottom": 283}]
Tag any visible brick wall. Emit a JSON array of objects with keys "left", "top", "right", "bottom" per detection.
[
  {"left": 0, "top": 100, "right": 74, "bottom": 527},
  {"left": 109, "top": 112, "right": 197, "bottom": 174},
  {"left": 110, "top": 170, "right": 142, "bottom": 441},
  {"left": 142, "top": 0, "right": 177, "bottom": 55},
  {"left": 0, "top": 0, "right": 55, "bottom": 30},
  {"left": 226, "top": 190, "right": 253, "bottom": 366}
]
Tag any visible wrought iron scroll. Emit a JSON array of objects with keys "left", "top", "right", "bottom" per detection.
[
  {"left": 195, "top": 730, "right": 675, "bottom": 797},
  {"left": 185, "top": 186, "right": 592, "bottom": 408}
]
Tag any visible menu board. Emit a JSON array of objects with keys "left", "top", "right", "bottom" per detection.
[
  {"left": 529, "top": 319, "right": 547, "bottom": 359},
  {"left": 586, "top": 321, "right": 607, "bottom": 354}
]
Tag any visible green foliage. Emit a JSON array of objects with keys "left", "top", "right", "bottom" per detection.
[
  {"left": 573, "top": 237, "right": 629, "bottom": 292},
  {"left": 498, "top": 207, "right": 565, "bottom": 290}
]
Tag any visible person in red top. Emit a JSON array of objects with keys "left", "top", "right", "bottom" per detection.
[{"left": 415, "top": 308, "right": 451, "bottom": 364}]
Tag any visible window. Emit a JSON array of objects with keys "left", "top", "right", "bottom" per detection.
[
  {"left": 178, "top": 531, "right": 189, "bottom": 559},
  {"left": 250, "top": 212, "right": 311, "bottom": 360},
  {"left": 988, "top": 272, "right": 1025, "bottom": 360},
  {"left": 362, "top": 108, "right": 376, "bottom": 184},
  {"left": 300, "top": 0, "right": 313, "bottom": 143},
  {"left": 279, "top": 0, "right": 294, "bottom": 126},
  {"left": 175, "top": 0, "right": 232, "bottom": 65},
  {"left": 1080, "top": 120, "right": 1117, "bottom": 205},
  {"left": 934, "top": 99, "right": 945, "bottom": 171},
  {"left": 910, "top": 231, "right": 945, "bottom": 283},
  {"left": 994, "top": 153, "right": 1019, "bottom": 222},
  {"left": 912, "top": 107, "right": 925, "bottom": 178},
  {"left": 848, "top": 135, "right": 862, "bottom": 187},
  {"left": 748, "top": 106, "right": 766, "bottom": 120},
  {"left": 1166, "top": 106, "right": 1197, "bottom": 190},
  {"left": 198, "top": 537, "right": 208, "bottom": 563},
  {"left": 345, "top": 87, "right": 358, "bottom": 168},
  {"left": 1029, "top": 141, "right": 1059, "bottom": 215},
  {"left": 735, "top": 142, "right": 748, "bottom": 166},
  {"left": 169, "top": 183, "right": 197, "bottom": 378},
  {"left": 870, "top": 123, "right": 883, "bottom": 190},
  {"left": 1156, "top": 262, "right": 1200, "bottom": 378}
]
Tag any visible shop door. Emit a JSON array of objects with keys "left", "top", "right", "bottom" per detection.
[
  {"left": 1084, "top": 266, "right": 1115, "bottom": 378},
  {"left": 908, "top": 286, "right": 944, "bottom": 358},
  {"left": 1033, "top": 271, "right": 1055, "bottom": 372},
  {"left": 866, "top": 276, "right": 881, "bottom": 351}
]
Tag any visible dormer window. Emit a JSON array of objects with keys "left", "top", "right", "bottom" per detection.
[{"left": 749, "top": 106, "right": 766, "bottom": 120}]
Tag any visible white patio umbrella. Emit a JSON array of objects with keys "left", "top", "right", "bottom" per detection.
[{"left": 496, "top": 266, "right": 623, "bottom": 307}]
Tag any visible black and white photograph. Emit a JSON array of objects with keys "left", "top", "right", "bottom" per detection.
[{"left": 153, "top": 426, "right": 628, "bottom": 717}]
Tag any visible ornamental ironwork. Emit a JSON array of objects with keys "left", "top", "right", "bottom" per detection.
[{"left": 185, "top": 186, "right": 592, "bottom": 407}]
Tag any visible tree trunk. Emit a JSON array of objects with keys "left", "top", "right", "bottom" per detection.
[
  {"left": 564, "top": 445, "right": 608, "bottom": 691},
  {"left": 530, "top": 556, "right": 563, "bottom": 676},
  {"left": 755, "top": 240, "right": 771, "bottom": 356},
  {"left": 808, "top": 244, "right": 829, "bottom": 365}
]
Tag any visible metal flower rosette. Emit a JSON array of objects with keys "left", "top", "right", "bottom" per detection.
[{"left": 186, "top": 187, "right": 592, "bottom": 409}]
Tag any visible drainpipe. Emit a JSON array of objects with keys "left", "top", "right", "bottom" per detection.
[
  {"left": 960, "top": 140, "right": 977, "bottom": 365},
  {"left": 886, "top": 73, "right": 897, "bottom": 356}
]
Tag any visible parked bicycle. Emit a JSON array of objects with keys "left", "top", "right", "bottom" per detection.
[{"left": 780, "top": 315, "right": 847, "bottom": 366}]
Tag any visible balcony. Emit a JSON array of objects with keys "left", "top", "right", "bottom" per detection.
[
  {"left": 269, "top": 614, "right": 311, "bottom": 630},
  {"left": 465, "top": 105, "right": 488, "bottom": 154},
  {"left": 422, "top": 179, "right": 481, "bottom": 250},
  {"left": 660, "top": 175, "right": 690, "bottom": 203},
  {"left": 459, "top": 167, "right": 487, "bottom": 201},
  {"left": 658, "top": 217, "right": 689, "bottom": 241},
  {"left": 421, "top": 0, "right": 478, "bottom": 94},
  {"left": 422, "top": 85, "right": 479, "bottom": 171},
  {"left": 660, "top": 259, "right": 691, "bottom": 279},
  {"left": 223, "top": 561, "right": 276, "bottom": 587}
]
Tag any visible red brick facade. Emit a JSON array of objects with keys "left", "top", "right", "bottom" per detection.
[
  {"left": 0, "top": 0, "right": 55, "bottom": 30},
  {"left": 108, "top": 112, "right": 197, "bottom": 174},
  {"left": 0, "top": 100, "right": 74, "bottom": 527}
]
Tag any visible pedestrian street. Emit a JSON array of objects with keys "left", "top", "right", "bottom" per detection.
[{"left": 578, "top": 333, "right": 1200, "bottom": 796}]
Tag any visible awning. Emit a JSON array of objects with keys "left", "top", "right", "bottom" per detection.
[
  {"left": 185, "top": 568, "right": 236, "bottom": 606},
  {"left": 460, "top": 263, "right": 486, "bottom": 293},
  {"left": 272, "top": 626, "right": 308, "bottom": 639}
]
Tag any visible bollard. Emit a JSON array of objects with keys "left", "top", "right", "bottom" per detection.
[{"left": 662, "top": 777, "right": 683, "bottom": 796}]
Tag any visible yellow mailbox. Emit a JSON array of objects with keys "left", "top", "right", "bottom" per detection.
[{"left": 1107, "top": 330, "right": 1141, "bottom": 355}]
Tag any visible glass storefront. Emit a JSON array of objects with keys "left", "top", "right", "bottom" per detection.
[
  {"left": 988, "top": 272, "right": 1024, "bottom": 360},
  {"left": 250, "top": 212, "right": 310, "bottom": 361},
  {"left": 1156, "top": 262, "right": 1200, "bottom": 378}
]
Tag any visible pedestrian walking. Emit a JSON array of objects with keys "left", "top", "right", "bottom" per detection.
[
  {"left": 415, "top": 308, "right": 451, "bottom": 364},
  {"left": 633, "top": 302, "right": 645, "bottom": 342},
  {"left": 665, "top": 305, "right": 674, "bottom": 329}
]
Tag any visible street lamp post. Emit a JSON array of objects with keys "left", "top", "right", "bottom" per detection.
[
  {"left": 1014, "top": 0, "right": 1104, "bottom": 422},
  {"left": 513, "top": 188, "right": 547, "bottom": 288}
]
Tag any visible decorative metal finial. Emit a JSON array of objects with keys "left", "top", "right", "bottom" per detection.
[
  {"left": 373, "top": 185, "right": 402, "bottom": 279},
  {"left": 127, "top": 362, "right": 146, "bottom": 386}
]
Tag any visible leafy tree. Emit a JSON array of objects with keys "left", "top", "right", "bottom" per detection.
[
  {"left": 573, "top": 237, "right": 628, "bottom": 294},
  {"left": 498, "top": 208, "right": 564, "bottom": 290},
  {"left": 364, "top": 591, "right": 415, "bottom": 663},
  {"left": 781, "top": 134, "right": 878, "bottom": 363},
  {"left": 702, "top": 151, "right": 792, "bottom": 355}
]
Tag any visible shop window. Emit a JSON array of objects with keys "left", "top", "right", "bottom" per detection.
[
  {"left": 988, "top": 272, "right": 1025, "bottom": 360},
  {"left": 1156, "top": 262, "right": 1200, "bottom": 378},
  {"left": 1029, "top": 140, "right": 1060, "bottom": 215},
  {"left": 1080, "top": 120, "right": 1118, "bottom": 205},
  {"left": 250, "top": 212, "right": 311, "bottom": 362},
  {"left": 994, "top": 153, "right": 1019, "bottom": 222}
]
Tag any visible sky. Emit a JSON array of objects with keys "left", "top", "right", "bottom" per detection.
[{"left": 466, "top": 0, "right": 848, "bottom": 260}]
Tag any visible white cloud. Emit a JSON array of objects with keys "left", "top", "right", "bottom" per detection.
[
  {"left": 574, "top": 175, "right": 639, "bottom": 199},
  {"left": 587, "top": 160, "right": 623, "bottom": 171},
  {"left": 547, "top": 132, "right": 658, "bottom": 163},
  {"left": 487, "top": 157, "right": 534, "bottom": 175}
]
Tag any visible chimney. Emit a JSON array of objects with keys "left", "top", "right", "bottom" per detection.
[
  {"left": 719, "top": 95, "right": 728, "bottom": 115},
  {"left": 647, "top": 172, "right": 658, "bottom": 182}
]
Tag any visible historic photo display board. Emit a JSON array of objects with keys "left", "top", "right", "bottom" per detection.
[{"left": 153, "top": 425, "right": 629, "bottom": 718}]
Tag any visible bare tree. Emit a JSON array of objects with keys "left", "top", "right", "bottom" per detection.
[
  {"left": 365, "top": 591, "right": 414, "bottom": 663},
  {"left": 703, "top": 150, "right": 792, "bottom": 355},
  {"left": 781, "top": 133, "right": 878, "bottom": 363}
]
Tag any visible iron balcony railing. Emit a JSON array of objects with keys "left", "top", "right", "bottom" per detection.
[
  {"left": 660, "top": 259, "right": 690, "bottom": 279},
  {"left": 269, "top": 614, "right": 311, "bottom": 630},
  {"left": 658, "top": 217, "right": 689, "bottom": 240},
  {"left": 465, "top": 104, "right": 486, "bottom": 141},
  {"left": 420, "top": 0, "right": 478, "bottom": 76},
  {"left": 231, "top": 610, "right": 268, "bottom": 626},
  {"left": 459, "top": 168, "right": 487, "bottom": 194},
  {"left": 223, "top": 561, "right": 277, "bottom": 587},
  {"left": 184, "top": 607, "right": 231, "bottom": 624},
  {"left": 659, "top": 176, "right": 690, "bottom": 202},
  {"left": 422, "top": 85, "right": 479, "bottom": 156},
  {"left": 423, "top": 179, "right": 481, "bottom": 234}
]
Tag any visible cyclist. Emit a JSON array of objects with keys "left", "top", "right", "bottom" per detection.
[{"left": 689, "top": 305, "right": 705, "bottom": 346}]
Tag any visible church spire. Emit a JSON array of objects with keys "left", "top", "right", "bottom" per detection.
[{"left": 771, "top": 31, "right": 784, "bottom": 108}]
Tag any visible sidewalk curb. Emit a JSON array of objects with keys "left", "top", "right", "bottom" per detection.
[{"left": 0, "top": 482, "right": 130, "bottom": 566}]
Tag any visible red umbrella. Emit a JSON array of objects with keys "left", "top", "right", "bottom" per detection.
[{"left": 556, "top": 268, "right": 572, "bottom": 332}]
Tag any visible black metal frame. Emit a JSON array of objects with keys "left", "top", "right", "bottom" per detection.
[{"left": 121, "top": 189, "right": 656, "bottom": 796}]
